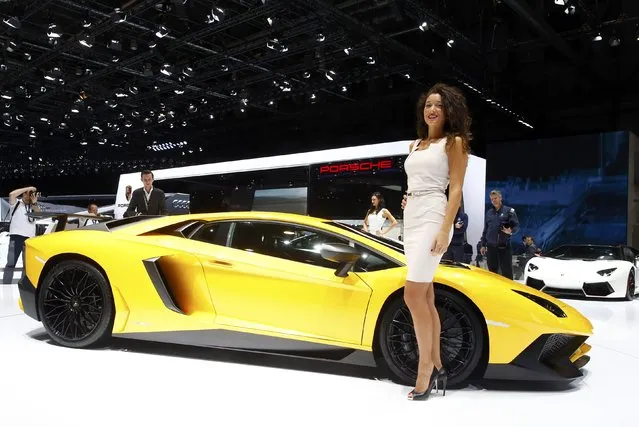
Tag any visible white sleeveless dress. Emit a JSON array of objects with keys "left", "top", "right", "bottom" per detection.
[
  {"left": 403, "top": 137, "right": 454, "bottom": 282},
  {"left": 366, "top": 209, "right": 386, "bottom": 234}
]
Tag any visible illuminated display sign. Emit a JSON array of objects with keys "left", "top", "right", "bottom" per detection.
[{"left": 319, "top": 159, "right": 393, "bottom": 174}]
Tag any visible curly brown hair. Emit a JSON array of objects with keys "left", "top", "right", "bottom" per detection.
[{"left": 416, "top": 83, "right": 472, "bottom": 154}]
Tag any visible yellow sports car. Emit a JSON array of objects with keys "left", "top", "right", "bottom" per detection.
[{"left": 18, "top": 211, "right": 593, "bottom": 387}]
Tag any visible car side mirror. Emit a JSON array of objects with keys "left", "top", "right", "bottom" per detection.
[{"left": 320, "top": 243, "right": 361, "bottom": 277}]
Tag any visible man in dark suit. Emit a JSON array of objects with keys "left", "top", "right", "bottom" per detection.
[{"left": 123, "top": 170, "right": 168, "bottom": 217}]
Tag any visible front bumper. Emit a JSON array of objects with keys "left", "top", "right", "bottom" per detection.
[
  {"left": 526, "top": 276, "right": 615, "bottom": 298},
  {"left": 484, "top": 333, "right": 591, "bottom": 382},
  {"left": 18, "top": 275, "right": 39, "bottom": 321}
]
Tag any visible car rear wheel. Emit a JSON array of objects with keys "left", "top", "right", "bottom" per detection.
[
  {"left": 376, "top": 287, "right": 484, "bottom": 388},
  {"left": 625, "top": 270, "right": 635, "bottom": 301},
  {"left": 38, "top": 260, "right": 114, "bottom": 348}
]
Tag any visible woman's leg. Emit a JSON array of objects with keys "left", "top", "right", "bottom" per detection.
[
  {"left": 426, "top": 284, "right": 443, "bottom": 370},
  {"left": 404, "top": 281, "right": 434, "bottom": 394}
]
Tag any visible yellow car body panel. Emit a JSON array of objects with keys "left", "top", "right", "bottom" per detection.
[{"left": 17, "top": 211, "right": 594, "bottom": 384}]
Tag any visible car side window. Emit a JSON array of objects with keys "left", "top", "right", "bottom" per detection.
[
  {"left": 353, "top": 244, "right": 399, "bottom": 272},
  {"left": 229, "top": 221, "right": 351, "bottom": 269},
  {"left": 190, "top": 222, "right": 230, "bottom": 246}
]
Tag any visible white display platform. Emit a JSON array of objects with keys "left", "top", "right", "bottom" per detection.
[{"left": 0, "top": 283, "right": 637, "bottom": 427}]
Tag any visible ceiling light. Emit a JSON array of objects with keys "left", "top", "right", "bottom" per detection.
[
  {"left": 366, "top": 56, "right": 375, "bottom": 65},
  {"left": 419, "top": 22, "right": 428, "bottom": 31},
  {"left": 609, "top": 35, "right": 621, "bottom": 47},
  {"left": 554, "top": 0, "right": 566, "bottom": 5},
  {"left": 3, "top": 17, "right": 20, "bottom": 29},
  {"left": 324, "top": 70, "right": 336, "bottom": 81},
  {"left": 160, "top": 64, "right": 173, "bottom": 76},
  {"left": 316, "top": 33, "right": 325, "bottom": 42},
  {"left": 447, "top": 38, "right": 455, "bottom": 47},
  {"left": 344, "top": 47, "right": 351, "bottom": 55},
  {"left": 82, "top": 18, "right": 92, "bottom": 28},
  {"left": 593, "top": 32, "right": 602, "bottom": 42},
  {"left": 47, "top": 23, "right": 61, "bottom": 38},
  {"left": 1, "top": 91, "right": 13, "bottom": 100},
  {"left": 182, "top": 66, "right": 194, "bottom": 77},
  {"left": 112, "top": 8, "right": 127, "bottom": 23},
  {"left": 564, "top": 5, "right": 576, "bottom": 15},
  {"left": 155, "top": 25, "right": 169, "bottom": 38},
  {"left": 79, "top": 34, "right": 94, "bottom": 48},
  {"left": 205, "top": 7, "right": 225, "bottom": 23},
  {"left": 174, "top": 88, "right": 185, "bottom": 94}
]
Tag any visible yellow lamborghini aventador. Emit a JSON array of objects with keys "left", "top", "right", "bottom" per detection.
[{"left": 18, "top": 211, "right": 593, "bottom": 387}]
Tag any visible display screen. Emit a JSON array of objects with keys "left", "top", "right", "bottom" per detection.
[
  {"left": 308, "top": 155, "right": 406, "bottom": 220},
  {"left": 485, "top": 131, "right": 629, "bottom": 251},
  {"left": 154, "top": 166, "right": 309, "bottom": 214},
  {"left": 252, "top": 187, "right": 308, "bottom": 215}
]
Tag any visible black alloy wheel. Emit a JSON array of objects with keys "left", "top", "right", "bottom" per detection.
[
  {"left": 38, "top": 260, "right": 115, "bottom": 348},
  {"left": 626, "top": 270, "right": 635, "bottom": 301},
  {"left": 376, "top": 287, "right": 484, "bottom": 388}
]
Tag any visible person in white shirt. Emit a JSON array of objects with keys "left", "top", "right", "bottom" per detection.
[
  {"left": 362, "top": 192, "right": 398, "bottom": 237},
  {"left": 3, "top": 186, "right": 40, "bottom": 284}
]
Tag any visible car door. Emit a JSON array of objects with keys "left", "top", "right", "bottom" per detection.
[{"left": 194, "top": 220, "right": 373, "bottom": 345}]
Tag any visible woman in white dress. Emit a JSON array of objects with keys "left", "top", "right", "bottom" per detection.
[
  {"left": 401, "top": 83, "right": 471, "bottom": 400},
  {"left": 362, "top": 192, "right": 398, "bottom": 237}
]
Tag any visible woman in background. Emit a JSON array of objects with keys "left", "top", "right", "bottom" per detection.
[
  {"left": 401, "top": 83, "right": 471, "bottom": 401},
  {"left": 363, "top": 192, "right": 398, "bottom": 237}
]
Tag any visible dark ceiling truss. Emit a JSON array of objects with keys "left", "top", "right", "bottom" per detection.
[
  {"left": 1, "top": 0, "right": 159, "bottom": 87},
  {"left": 128, "top": 62, "right": 416, "bottom": 149},
  {"left": 107, "top": 41, "right": 397, "bottom": 141},
  {"left": 293, "top": 0, "right": 532, "bottom": 126},
  {"left": 1, "top": 0, "right": 638, "bottom": 170},
  {"left": 26, "top": 1, "right": 286, "bottom": 109}
]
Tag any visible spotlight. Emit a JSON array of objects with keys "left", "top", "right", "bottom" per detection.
[
  {"left": 2, "top": 17, "right": 21, "bottom": 29},
  {"left": 47, "top": 23, "right": 62, "bottom": 38},
  {"left": 419, "top": 22, "right": 428, "bottom": 31},
  {"left": 155, "top": 25, "right": 169, "bottom": 38}
]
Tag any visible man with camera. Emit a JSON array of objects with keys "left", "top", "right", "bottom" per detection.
[
  {"left": 2, "top": 186, "right": 40, "bottom": 284},
  {"left": 479, "top": 189, "right": 519, "bottom": 279}
]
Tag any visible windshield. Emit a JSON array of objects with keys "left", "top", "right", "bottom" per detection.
[
  {"left": 328, "top": 221, "right": 404, "bottom": 253},
  {"left": 546, "top": 245, "right": 620, "bottom": 260}
]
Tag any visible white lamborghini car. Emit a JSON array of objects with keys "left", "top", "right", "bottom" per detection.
[{"left": 523, "top": 244, "right": 638, "bottom": 301}]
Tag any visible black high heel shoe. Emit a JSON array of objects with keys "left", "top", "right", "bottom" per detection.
[
  {"left": 407, "top": 368, "right": 439, "bottom": 401},
  {"left": 431, "top": 367, "right": 448, "bottom": 396}
]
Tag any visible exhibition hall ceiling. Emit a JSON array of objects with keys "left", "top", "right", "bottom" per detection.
[{"left": 0, "top": 0, "right": 638, "bottom": 167}]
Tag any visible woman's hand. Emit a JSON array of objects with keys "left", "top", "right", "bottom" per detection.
[
  {"left": 401, "top": 194, "right": 407, "bottom": 210},
  {"left": 431, "top": 230, "right": 449, "bottom": 255}
]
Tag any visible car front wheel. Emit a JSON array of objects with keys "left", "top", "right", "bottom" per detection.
[{"left": 376, "top": 287, "right": 485, "bottom": 388}]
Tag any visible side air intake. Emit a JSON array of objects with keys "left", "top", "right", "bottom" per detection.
[{"left": 143, "top": 258, "right": 184, "bottom": 314}]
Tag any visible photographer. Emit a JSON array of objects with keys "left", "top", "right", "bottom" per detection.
[
  {"left": 479, "top": 189, "right": 519, "bottom": 279},
  {"left": 2, "top": 186, "right": 40, "bottom": 284}
]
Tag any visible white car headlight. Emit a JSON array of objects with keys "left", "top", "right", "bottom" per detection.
[{"left": 597, "top": 267, "right": 617, "bottom": 277}]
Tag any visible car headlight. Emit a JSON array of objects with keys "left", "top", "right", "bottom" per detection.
[
  {"left": 512, "top": 289, "right": 567, "bottom": 318},
  {"left": 527, "top": 263, "right": 538, "bottom": 272},
  {"left": 597, "top": 268, "right": 616, "bottom": 277}
]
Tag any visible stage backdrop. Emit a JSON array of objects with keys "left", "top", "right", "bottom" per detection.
[{"left": 486, "top": 131, "right": 631, "bottom": 252}]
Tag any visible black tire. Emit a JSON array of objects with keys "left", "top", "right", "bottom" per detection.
[
  {"left": 38, "top": 260, "right": 114, "bottom": 348},
  {"left": 625, "top": 270, "right": 635, "bottom": 301},
  {"left": 376, "top": 287, "right": 485, "bottom": 388}
]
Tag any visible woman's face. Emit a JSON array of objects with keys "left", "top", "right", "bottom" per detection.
[
  {"left": 371, "top": 195, "right": 379, "bottom": 207},
  {"left": 423, "top": 93, "right": 445, "bottom": 128}
]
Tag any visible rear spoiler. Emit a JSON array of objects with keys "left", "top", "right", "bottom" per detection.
[
  {"left": 27, "top": 212, "right": 113, "bottom": 233},
  {"left": 27, "top": 212, "right": 160, "bottom": 233}
]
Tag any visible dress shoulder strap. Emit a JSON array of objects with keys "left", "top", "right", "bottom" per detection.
[{"left": 410, "top": 138, "right": 421, "bottom": 153}]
